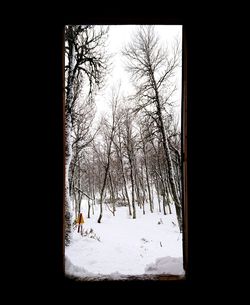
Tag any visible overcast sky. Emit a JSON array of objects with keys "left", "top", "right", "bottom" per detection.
[{"left": 94, "top": 25, "right": 182, "bottom": 127}]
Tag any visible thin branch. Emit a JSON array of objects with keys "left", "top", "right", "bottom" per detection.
[{"left": 74, "top": 186, "right": 93, "bottom": 200}]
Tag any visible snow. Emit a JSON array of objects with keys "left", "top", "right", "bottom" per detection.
[
  {"left": 65, "top": 198, "right": 184, "bottom": 280},
  {"left": 145, "top": 257, "right": 184, "bottom": 275}
]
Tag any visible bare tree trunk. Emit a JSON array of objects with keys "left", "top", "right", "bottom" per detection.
[
  {"left": 122, "top": 171, "right": 132, "bottom": 216},
  {"left": 151, "top": 179, "right": 155, "bottom": 211},
  {"left": 170, "top": 142, "right": 182, "bottom": 200},
  {"left": 92, "top": 156, "right": 96, "bottom": 215},
  {"left": 125, "top": 118, "right": 137, "bottom": 219},
  {"left": 133, "top": 157, "right": 142, "bottom": 209},
  {"left": 65, "top": 126, "right": 73, "bottom": 245},
  {"left": 115, "top": 132, "right": 132, "bottom": 215},
  {"left": 92, "top": 198, "right": 95, "bottom": 215},
  {"left": 162, "top": 190, "right": 167, "bottom": 215},
  {"left": 155, "top": 177, "right": 161, "bottom": 212},
  {"left": 87, "top": 169, "right": 91, "bottom": 218},
  {"left": 69, "top": 161, "right": 75, "bottom": 199},
  {"left": 140, "top": 185, "right": 146, "bottom": 214},
  {"left": 121, "top": 187, "right": 125, "bottom": 202},
  {"left": 97, "top": 135, "right": 113, "bottom": 223},
  {"left": 72, "top": 180, "right": 77, "bottom": 221},
  {"left": 87, "top": 199, "right": 91, "bottom": 218},
  {"left": 98, "top": 89, "right": 120, "bottom": 222},
  {"left": 128, "top": 154, "right": 136, "bottom": 219},
  {"left": 76, "top": 155, "right": 82, "bottom": 217},
  {"left": 109, "top": 172, "right": 116, "bottom": 216},
  {"left": 176, "top": 158, "right": 182, "bottom": 201},
  {"left": 113, "top": 175, "right": 119, "bottom": 200},
  {"left": 139, "top": 164, "right": 146, "bottom": 215},
  {"left": 142, "top": 141, "right": 153, "bottom": 213},
  {"left": 165, "top": 171, "right": 171, "bottom": 198},
  {"left": 150, "top": 74, "right": 182, "bottom": 230},
  {"left": 64, "top": 34, "right": 75, "bottom": 245},
  {"left": 151, "top": 139, "right": 167, "bottom": 215},
  {"left": 161, "top": 173, "right": 168, "bottom": 215},
  {"left": 91, "top": 182, "right": 95, "bottom": 215},
  {"left": 97, "top": 164, "right": 109, "bottom": 223},
  {"left": 142, "top": 196, "right": 145, "bottom": 214},
  {"left": 167, "top": 192, "right": 172, "bottom": 214},
  {"left": 164, "top": 176, "right": 172, "bottom": 214},
  {"left": 162, "top": 140, "right": 181, "bottom": 226}
]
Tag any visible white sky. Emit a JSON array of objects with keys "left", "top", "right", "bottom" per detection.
[{"left": 95, "top": 25, "right": 182, "bottom": 127}]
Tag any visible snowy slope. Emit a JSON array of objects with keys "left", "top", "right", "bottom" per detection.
[{"left": 65, "top": 199, "right": 184, "bottom": 279}]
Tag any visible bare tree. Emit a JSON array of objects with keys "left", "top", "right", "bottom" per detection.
[
  {"left": 69, "top": 100, "right": 98, "bottom": 216},
  {"left": 97, "top": 88, "right": 121, "bottom": 223},
  {"left": 64, "top": 25, "right": 109, "bottom": 245},
  {"left": 124, "top": 111, "right": 137, "bottom": 219},
  {"left": 113, "top": 123, "right": 132, "bottom": 216},
  {"left": 138, "top": 125, "right": 153, "bottom": 213},
  {"left": 123, "top": 25, "right": 183, "bottom": 231}
]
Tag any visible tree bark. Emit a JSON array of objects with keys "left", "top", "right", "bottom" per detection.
[
  {"left": 88, "top": 199, "right": 91, "bottom": 218},
  {"left": 142, "top": 140, "right": 153, "bottom": 213},
  {"left": 155, "top": 176, "right": 161, "bottom": 212},
  {"left": 97, "top": 136, "right": 113, "bottom": 223},
  {"left": 121, "top": 161, "right": 132, "bottom": 215},
  {"left": 162, "top": 191, "right": 167, "bottom": 215},
  {"left": 64, "top": 26, "right": 75, "bottom": 245},
  {"left": 133, "top": 157, "right": 142, "bottom": 209},
  {"left": 115, "top": 129, "right": 132, "bottom": 215},
  {"left": 139, "top": 173, "right": 146, "bottom": 215},
  {"left": 129, "top": 156, "right": 136, "bottom": 219},
  {"left": 125, "top": 121, "right": 136, "bottom": 219},
  {"left": 123, "top": 25, "right": 182, "bottom": 230},
  {"left": 108, "top": 172, "right": 116, "bottom": 216},
  {"left": 152, "top": 73, "right": 182, "bottom": 231}
]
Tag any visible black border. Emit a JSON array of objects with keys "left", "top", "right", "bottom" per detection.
[{"left": 22, "top": 14, "right": 220, "bottom": 296}]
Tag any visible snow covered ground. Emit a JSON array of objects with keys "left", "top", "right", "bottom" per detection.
[{"left": 65, "top": 199, "right": 184, "bottom": 280}]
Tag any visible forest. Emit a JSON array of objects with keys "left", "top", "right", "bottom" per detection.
[{"left": 64, "top": 25, "right": 184, "bottom": 278}]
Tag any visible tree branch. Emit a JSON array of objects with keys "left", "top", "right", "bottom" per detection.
[{"left": 74, "top": 186, "right": 93, "bottom": 200}]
